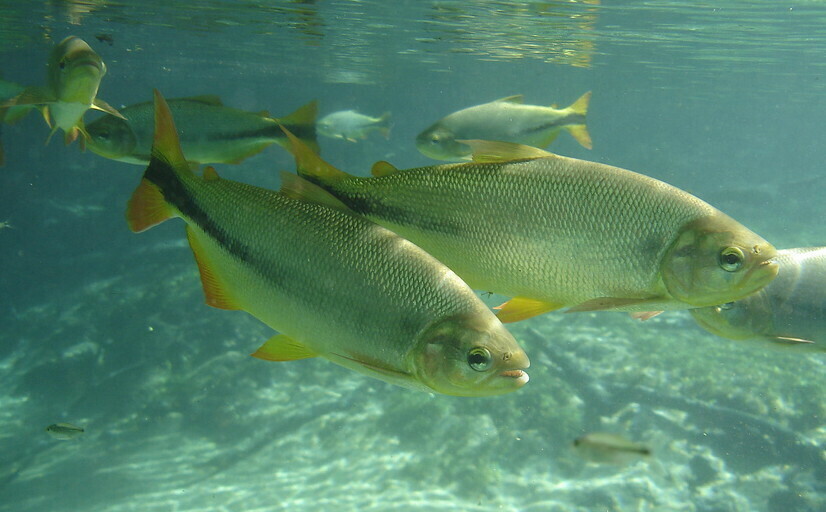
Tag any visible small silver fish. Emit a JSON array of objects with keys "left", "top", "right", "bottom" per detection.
[
  {"left": 317, "top": 109, "right": 391, "bottom": 142},
  {"left": 45, "top": 422, "right": 84, "bottom": 440},
  {"left": 573, "top": 432, "right": 651, "bottom": 465}
]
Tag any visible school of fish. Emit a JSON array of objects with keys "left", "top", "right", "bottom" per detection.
[{"left": 5, "top": 35, "right": 812, "bottom": 398}]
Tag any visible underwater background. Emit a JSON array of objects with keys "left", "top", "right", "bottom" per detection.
[{"left": 0, "top": 1, "right": 824, "bottom": 511}]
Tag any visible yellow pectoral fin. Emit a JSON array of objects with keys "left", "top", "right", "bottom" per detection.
[
  {"left": 185, "top": 226, "right": 241, "bottom": 310},
  {"left": 91, "top": 98, "right": 126, "bottom": 120},
  {"left": 251, "top": 334, "right": 318, "bottom": 361},
  {"left": 460, "top": 140, "right": 554, "bottom": 163},
  {"left": 494, "top": 297, "right": 563, "bottom": 323}
]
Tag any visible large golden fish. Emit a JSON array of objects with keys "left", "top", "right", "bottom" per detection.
[
  {"left": 289, "top": 139, "right": 778, "bottom": 322},
  {"left": 126, "top": 91, "right": 529, "bottom": 396}
]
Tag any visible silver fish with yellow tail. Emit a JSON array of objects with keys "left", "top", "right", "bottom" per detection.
[
  {"left": 125, "top": 90, "right": 529, "bottom": 396},
  {"left": 288, "top": 140, "right": 778, "bottom": 322},
  {"left": 691, "top": 247, "right": 826, "bottom": 350},
  {"left": 416, "top": 92, "right": 591, "bottom": 161},
  {"left": 2, "top": 36, "right": 123, "bottom": 146}
]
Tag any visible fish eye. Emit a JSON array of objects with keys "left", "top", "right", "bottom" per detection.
[
  {"left": 467, "top": 347, "right": 492, "bottom": 372},
  {"left": 718, "top": 247, "right": 745, "bottom": 272}
]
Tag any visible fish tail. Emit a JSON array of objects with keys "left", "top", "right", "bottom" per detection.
[
  {"left": 565, "top": 91, "right": 592, "bottom": 149},
  {"left": 275, "top": 100, "right": 320, "bottom": 153},
  {"left": 280, "top": 125, "right": 352, "bottom": 184},
  {"left": 125, "top": 89, "right": 190, "bottom": 233},
  {"left": 379, "top": 111, "right": 392, "bottom": 138}
]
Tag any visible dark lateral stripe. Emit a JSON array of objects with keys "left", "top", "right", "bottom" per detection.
[
  {"left": 522, "top": 113, "right": 586, "bottom": 135},
  {"left": 144, "top": 154, "right": 251, "bottom": 262},
  {"left": 210, "top": 123, "right": 317, "bottom": 144}
]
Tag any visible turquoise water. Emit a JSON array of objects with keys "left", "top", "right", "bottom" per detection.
[{"left": 0, "top": 1, "right": 824, "bottom": 511}]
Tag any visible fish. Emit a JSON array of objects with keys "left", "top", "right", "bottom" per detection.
[
  {"left": 126, "top": 90, "right": 529, "bottom": 396},
  {"left": 416, "top": 92, "right": 591, "bottom": 161},
  {"left": 95, "top": 33, "right": 114, "bottom": 46},
  {"left": 85, "top": 96, "right": 318, "bottom": 165},
  {"left": 691, "top": 247, "right": 826, "bottom": 349},
  {"left": 45, "top": 422, "right": 85, "bottom": 440},
  {"left": 317, "top": 109, "right": 391, "bottom": 142},
  {"left": 2, "top": 36, "right": 123, "bottom": 146},
  {"left": 290, "top": 140, "right": 778, "bottom": 322},
  {"left": 573, "top": 432, "right": 651, "bottom": 465},
  {"left": 0, "top": 77, "right": 31, "bottom": 165}
]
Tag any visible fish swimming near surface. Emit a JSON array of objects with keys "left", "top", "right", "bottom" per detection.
[
  {"left": 125, "top": 90, "right": 529, "bottom": 396},
  {"left": 416, "top": 92, "right": 591, "bottom": 161},
  {"left": 290, "top": 140, "right": 778, "bottom": 322},
  {"left": 573, "top": 432, "right": 651, "bottom": 465},
  {"left": 2, "top": 36, "right": 123, "bottom": 146},
  {"left": 317, "top": 109, "right": 391, "bottom": 142},
  {"left": 691, "top": 247, "right": 826, "bottom": 349},
  {"left": 45, "top": 422, "right": 84, "bottom": 440},
  {"left": 86, "top": 96, "right": 318, "bottom": 165}
]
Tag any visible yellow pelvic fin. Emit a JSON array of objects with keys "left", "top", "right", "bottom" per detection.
[
  {"left": 125, "top": 178, "right": 176, "bottom": 232},
  {"left": 91, "top": 97, "right": 126, "bottom": 119},
  {"left": 151, "top": 89, "right": 191, "bottom": 173},
  {"left": 567, "top": 91, "right": 591, "bottom": 116},
  {"left": 566, "top": 124, "right": 592, "bottom": 149},
  {"left": 186, "top": 225, "right": 241, "bottom": 310},
  {"left": 459, "top": 140, "right": 554, "bottom": 163},
  {"left": 278, "top": 99, "right": 318, "bottom": 126},
  {"left": 202, "top": 165, "right": 220, "bottom": 181},
  {"left": 251, "top": 334, "right": 318, "bottom": 361},
  {"left": 281, "top": 125, "right": 349, "bottom": 182},
  {"left": 279, "top": 171, "right": 351, "bottom": 212},
  {"left": 566, "top": 296, "right": 664, "bottom": 313},
  {"left": 494, "top": 94, "right": 524, "bottom": 104},
  {"left": 371, "top": 160, "right": 398, "bottom": 177},
  {"left": 494, "top": 297, "right": 563, "bottom": 323},
  {"left": 183, "top": 94, "right": 224, "bottom": 106}
]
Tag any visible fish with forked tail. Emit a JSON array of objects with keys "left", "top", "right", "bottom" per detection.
[
  {"left": 288, "top": 139, "right": 778, "bottom": 322},
  {"left": 416, "top": 92, "right": 591, "bottom": 161},
  {"left": 124, "top": 90, "right": 529, "bottom": 396}
]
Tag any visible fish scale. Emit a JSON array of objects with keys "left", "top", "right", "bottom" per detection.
[{"left": 291, "top": 140, "right": 778, "bottom": 319}]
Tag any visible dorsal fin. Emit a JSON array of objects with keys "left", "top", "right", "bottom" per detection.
[
  {"left": 278, "top": 99, "right": 318, "bottom": 125},
  {"left": 494, "top": 94, "right": 524, "bottom": 104},
  {"left": 457, "top": 140, "right": 554, "bottom": 163},
  {"left": 203, "top": 165, "right": 220, "bottom": 181},
  {"left": 182, "top": 95, "right": 224, "bottom": 106},
  {"left": 279, "top": 171, "right": 351, "bottom": 211},
  {"left": 280, "top": 125, "right": 349, "bottom": 182},
  {"left": 371, "top": 160, "right": 398, "bottom": 177}
]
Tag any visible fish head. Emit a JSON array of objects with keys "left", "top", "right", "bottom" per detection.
[
  {"left": 662, "top": 215, "right": 778, "bottom": 307},
  {"left": 85, "top": 114, "right": 136, "bottom": 158},
  {"left": 48, "top": 36, "right": 105, "bottom": 105},
  {"left": 689, "top": 293, "right": 773, "bottom": 341},
  {"left": 411, "top": 312, "right": 529, "bottom": 396},
  {"left": 415, "top": 124, "right": 468, "bottom": 160}
]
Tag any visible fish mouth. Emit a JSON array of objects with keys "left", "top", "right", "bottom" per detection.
[{"left": 500, "top": 369, "right": 530, "bottom": 386}]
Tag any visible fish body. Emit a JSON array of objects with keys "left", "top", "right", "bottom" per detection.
[
  {"left": 691, "top": 247, "right": 826, "bottom": 349},
  {"left": 573, "top": 432, "right": 651, "bottom": 465},
  {"left": 292, "top": 141, "right": 778, "bottom": 321},
  {"left": 45, "top": 422, "right": 84, "bottom": 440},
  {"left": 86, "top": 96, "right": 317, "bottom": 165},
  {"left": 3, "top": 36, "right": 122, "bottom": 145},
  {"left": 416, "top": 92, "right": 591, "bottom": 161},
  {"left": 318, "top": 109, "right": 391, "bottom": 142},
  {"left": 126, "top": 91, "right": 529, "bottom": 396}
]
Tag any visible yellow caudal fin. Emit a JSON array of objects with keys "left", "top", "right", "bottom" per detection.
[
  {"left": 278, "top": 99, "right": 318, "bottom": 126},
  {"left": 565, "top": 91, "right": 592, "bottom": 149},
  {"left": 186, "top": 226, "right": 241, "bottom": 310},
  {"left": 125, "top": 89, "right": 191, "bottom": 232},
  {"left": 281, "top": 125, "right": 351, "bottom": 183},
  {"left": 460, "top": 140, "right": 554, "bottom": 163},
  {"left": 279, "top": 171, "right": 351, "bottom": 211},
  {"left": 251, "top": 334, "right": 318, "bottom": 361},
  {"left": 276, "top": 101, "right": 319, "bottom": 153},
  {"left": 494, "top": 297, "right": 563, "bottom": 323}
]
